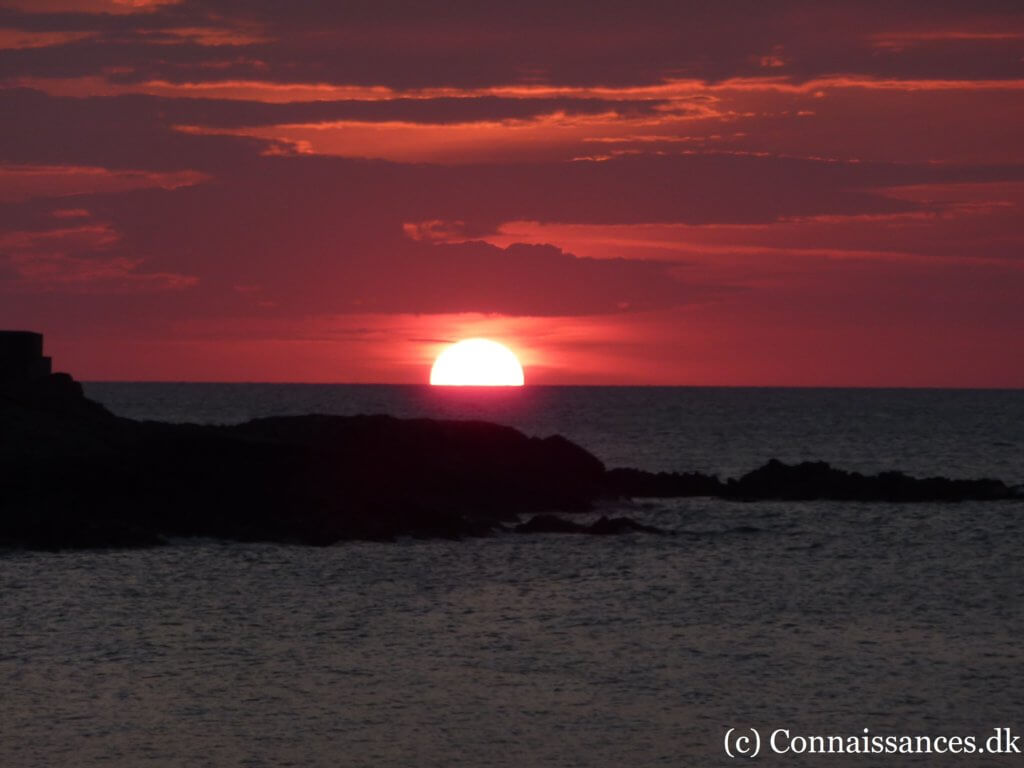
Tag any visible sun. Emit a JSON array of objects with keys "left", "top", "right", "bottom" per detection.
[{"left": 430, "top": 338, "right": 525, "bottom": 386}]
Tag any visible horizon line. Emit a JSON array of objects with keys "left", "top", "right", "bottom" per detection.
[{"left": 80, "top": 380, "right": 1024, "bottom": 392}]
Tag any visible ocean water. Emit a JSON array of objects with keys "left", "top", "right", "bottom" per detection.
[{"left": 4, "top": 385, "right": 1024, "bottom": 766}]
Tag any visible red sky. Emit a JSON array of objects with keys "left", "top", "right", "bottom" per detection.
[{"left": 1, "top": 0, "right": 1022, "bottom": 386}]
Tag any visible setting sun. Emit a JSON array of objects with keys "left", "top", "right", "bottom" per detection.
[{"left": 430, "top": 338, "right": 525, "bottom": 386}]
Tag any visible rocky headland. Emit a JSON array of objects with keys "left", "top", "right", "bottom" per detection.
[{"left": 1, "top": 369, "right": 1018, "bottom": 550}]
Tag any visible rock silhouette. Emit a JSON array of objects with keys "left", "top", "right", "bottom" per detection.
[
  {"left": 2, "top": 371, "right": 611, "bottom": 548},
  {"left": 724, "top": 458, "right": 1015, "bottom": 502},
  {"left": 605, "top": 459, "right": 1017, "bottom": 502},
  {"left": 1, "top": 364, "right": 1018, "bottom": 550}
]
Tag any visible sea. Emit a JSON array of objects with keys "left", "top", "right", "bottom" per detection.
[{"left": 3, "top": 384, "right": 1024, "bottom": 767}]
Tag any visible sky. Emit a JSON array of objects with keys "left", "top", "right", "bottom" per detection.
[{"left": 1, "top": 0, "right": 1022, "bottom": 386}]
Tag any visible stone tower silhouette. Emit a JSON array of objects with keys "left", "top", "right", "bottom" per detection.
[{"left": 0, "top": 331, "right": 52, "bottom": 387}]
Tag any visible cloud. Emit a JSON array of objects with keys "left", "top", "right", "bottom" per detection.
[
  {"left": 0, "top": 88, "right": 276, "bottom": 171},
  {"left": 1, "top": 0, "right": 1023, "bottom": 89},
  {"left": 2, "top": 250, "right": 198, "bottom": 291},
  {"left": 0, "top": 222, "right": 198, "bottom": 292},
  {"left": 0, "top": 0, "right": 178, "bottom": 13},
  {"left": 0, "top": 27, "right": 94, "bottom": 49},
  {"left": 0, "top": 163, "right": 207, "bottom": 201},
  {"left": 2, "top": 149, "right": 1022, "bottom": 313}
]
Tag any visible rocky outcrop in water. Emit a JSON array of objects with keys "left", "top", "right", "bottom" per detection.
[
  {"left": 1, "top": 378, "right": 607, "bottom": 548},
  {"left": 604, "top": 459, "right": 1017, "bottom": 503},
  {"left": 724, "top": 458, "right": 1014, "bottom": 502},
  {"left": 1, "top": 366, "right": 1018, "bottom": 550}
]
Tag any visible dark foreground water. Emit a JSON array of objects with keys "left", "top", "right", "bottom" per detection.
[{"left": 3, "top": 385, "right": 1023, "bottom": 766}]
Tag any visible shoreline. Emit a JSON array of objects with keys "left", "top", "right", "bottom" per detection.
[{"left": 2, "top": 374, "right": 1019, "bottom": 551}]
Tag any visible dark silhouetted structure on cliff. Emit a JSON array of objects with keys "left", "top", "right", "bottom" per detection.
[{"left": 0, "top": 331, "right": 51, "bottom": 387}]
